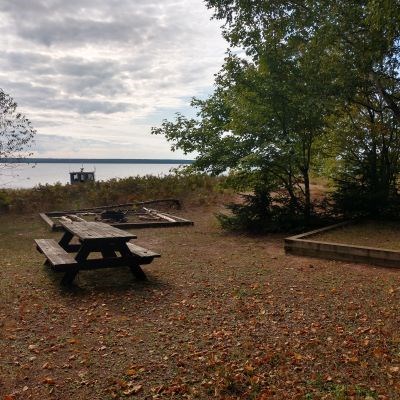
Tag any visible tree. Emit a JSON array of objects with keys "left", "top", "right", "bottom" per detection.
[
  {"left": 205, "top": 0, "right": 400, "bottom": 120},
  {"left": 154, "top": 0, "right": 400, "bottom": 230},
  {"left": 330, "top": 89, "right": 400, "bottom": 217},
  {"left": 0, "top": 89, "right": 36, "bottom": 171},
  {"left": 153, "top": 48, "right": 333, "bottom": 230}
]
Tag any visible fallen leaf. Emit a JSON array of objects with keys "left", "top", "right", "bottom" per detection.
[
  {"left": 42, "top": 377, "right": 56, "bottom": 385},
  {"left": 126, "top": 369, "right": 136, "bottom": 376},
  {"left": 123, "top": 385, "right": 142, "bottom": 395},
  {"left": 373, "top": 348, "right": 385, "bottom": 358}
]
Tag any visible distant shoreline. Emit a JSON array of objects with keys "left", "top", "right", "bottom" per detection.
[{"left": 1, "top": 158, "right": 194, "bottom": 164}]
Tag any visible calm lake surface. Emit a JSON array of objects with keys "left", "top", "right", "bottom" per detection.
[{"left": 0, "top": 163, "right": 185, "bottom": 189}]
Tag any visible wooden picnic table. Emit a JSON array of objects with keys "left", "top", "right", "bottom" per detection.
[{"left": 35, "top": 221, "right": 160, "bottom": 285}]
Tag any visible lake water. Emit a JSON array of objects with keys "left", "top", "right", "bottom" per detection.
[{"left": 0, "top": 163, "right": 186, "bottom": 189}]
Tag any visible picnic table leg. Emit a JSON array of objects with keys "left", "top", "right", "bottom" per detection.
[
  {"left": 129, "top": 263, "right": 148, "bottom": 281},
  {"left": 58, "top": 231, "right": 73, "bottom": 250},
  {"left": 61, "top": 270, "right": 79, "bottom": 286},
  {"left": 100, "top": 244, "right": 117, "bottom": 259},
  {"left": 118, "top": 243, "right": 148, "bottom": 281},
  {"left": 61, "top": 243, "right": 91, "bottom": 286}
]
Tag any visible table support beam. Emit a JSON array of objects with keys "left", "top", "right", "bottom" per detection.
[
  {"left": 129, "top": 264, "right": 148, "bottom": 280},
  {"left": 59, "top": 231, "right": 73, "bottom": 250}
]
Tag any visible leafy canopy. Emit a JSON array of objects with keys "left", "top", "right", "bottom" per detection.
[{"left": 153, "top": 0, "right": 400, "bottom": 229}]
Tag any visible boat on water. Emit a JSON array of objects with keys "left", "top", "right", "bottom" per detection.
[{"left": 69, "top": 167, "right": 95, "bottom": 184}]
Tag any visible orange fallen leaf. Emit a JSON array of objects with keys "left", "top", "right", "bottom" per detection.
[
  {"left": 116, "top": 379, "right": 128, "bottom": 389},
  {"left": 293, "top": 353, "right": 303, "bottom": 361},
  {"left": 373, "top": 348, "right": 385, "bottom": 358},
  {"left": 126, "top": 369, "right": 136, "bottom": 376},
  {"left": 42, "top": 377, "right": 56, "bottom": 385},
  {"left": 244, "top": 364, "right": 254, "bottom": 373}
]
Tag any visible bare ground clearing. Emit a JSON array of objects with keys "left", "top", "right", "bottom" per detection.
[
  {"left": 310, "top": 221, "right": 400, "bottom": 251},
  {"left": 0, "top": 206, "right": 399, "bottom": 399}
]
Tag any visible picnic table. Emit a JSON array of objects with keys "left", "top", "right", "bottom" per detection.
[{"left": 35, "top": 220, "right": 160, "bottom": 285}]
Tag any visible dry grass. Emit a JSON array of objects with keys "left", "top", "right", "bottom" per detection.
[
  {"left": 0, "top": 206, "right": 400, "bottom": 399},
  {"left": 311, "top": 220, "right": 400, "bottom": 251}
]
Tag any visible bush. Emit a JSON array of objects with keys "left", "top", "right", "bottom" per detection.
[
  {"left": 0, "top": 190, "right": 10, "bottom": 213},
  {"left": 217, "top": 190, "right": 332, "bottom": 234},
  {"left": 332, "top": 176, "right": 400, "bottom": 219}
]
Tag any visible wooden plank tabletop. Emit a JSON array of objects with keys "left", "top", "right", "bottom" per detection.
[{"left": 59, "top": 221, "right": 137, "bottom": 241}]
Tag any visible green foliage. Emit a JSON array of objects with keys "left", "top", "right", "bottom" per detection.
[
  {"left": 153, "top": 49, "right": 333, "bottom": 226},
  {"left": 152, "top": 0, "right": 400, "bottom": 232},
  {"left": 329, "top": 95, "right": 400, "bottom": 218},
  {"left": 0, "top": 190, "right": 11, "bottom": 212},
  {"left": 217, "top": 190, "right": 331, "bottom": 234}
]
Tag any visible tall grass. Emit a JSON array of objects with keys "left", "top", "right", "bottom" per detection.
[{"left": 0, "top": 174, "right": 229, "bottom": 214}]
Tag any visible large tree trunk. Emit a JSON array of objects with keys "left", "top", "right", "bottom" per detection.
[
  {"left": 301, "top": 134, "right": 313, "bottom": 222},
  {"left": 303, "top": 169, "right": 311, "bottom": 221}
]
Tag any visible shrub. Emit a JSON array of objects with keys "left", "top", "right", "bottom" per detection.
[
  {"left": 217, "top": 190, "right": 333, "bottom": 234},
  {"left": 0, "top": 190, "right": 10, "bottom": 213},
  {"left": 3, "top": 174, "right": 229, "bottom": 213}
]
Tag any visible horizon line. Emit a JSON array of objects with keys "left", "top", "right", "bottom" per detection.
[{"left": 2, "top": 157, "right": 195, "bottom": 164}]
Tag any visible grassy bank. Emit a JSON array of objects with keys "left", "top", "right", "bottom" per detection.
[{"left": 0, "top": 174, "right": 230, "bottom": 213}]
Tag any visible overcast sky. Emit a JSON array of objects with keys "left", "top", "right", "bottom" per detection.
[{"left": 0, "top": 0, "right": 227, "bottom": 158}]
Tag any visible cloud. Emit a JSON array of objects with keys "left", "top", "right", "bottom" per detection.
[
  {"left": 33, "top": 133, "right": 179, "bottom": 158},
  {"left": 0, "top": 0, "right": 227, "bottom": 157}
]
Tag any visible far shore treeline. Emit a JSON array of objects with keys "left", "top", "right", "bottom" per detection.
[{"left": 1, "top": 158, "right": 194, "bottom": 164}]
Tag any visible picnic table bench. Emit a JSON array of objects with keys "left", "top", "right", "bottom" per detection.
[{"left": 35, "top": 220, "right": 160, "bottom": 285}]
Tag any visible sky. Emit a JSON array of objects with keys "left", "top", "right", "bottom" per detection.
[{"left": 0, "top": 0, "right": 227, "bottom": 158}]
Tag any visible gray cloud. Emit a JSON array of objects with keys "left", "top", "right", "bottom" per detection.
[
  {"left": 33, "top": 133, "right": 173, "bottom": 159},
  {"left": 2, "top": 80, "right": 130, "bottom": 114},
  {"left": 26, "top": 95, "right": 131, "bottom": 115},
  {"left": 0, "top": 0, "right": 227, "bottom": 157},
  {"left": 34, "top": 133, "right": 124, "bottom": 152},
  {"left": 57, "top": 58, "right": 118, "bottom": 77},
  {"left": 18, "top": 18, "right": 150, "bottom": 46},
  {"left": 0, "top": 1, "right": 184, "bottom": 47}
]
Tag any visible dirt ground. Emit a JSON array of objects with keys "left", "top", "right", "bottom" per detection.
[
  {"left": 310, "top": 221, "right": 400, "bottom": 251},
  {"left": 0, "top": 206, "right": 400, "bottom": 399}
]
